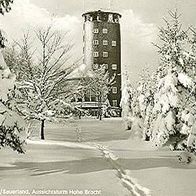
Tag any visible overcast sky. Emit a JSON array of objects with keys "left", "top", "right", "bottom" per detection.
[{"left": 0, "top": 0, "right": 196, "bottom": 85}]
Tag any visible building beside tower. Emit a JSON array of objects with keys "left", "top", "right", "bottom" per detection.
[{"left": 82, "top": 10, "right": 122, "bottom": 108}]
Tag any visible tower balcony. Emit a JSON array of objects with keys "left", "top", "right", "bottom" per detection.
[{"left": 82, "top": 10, "right": 121, "bottom": 23}]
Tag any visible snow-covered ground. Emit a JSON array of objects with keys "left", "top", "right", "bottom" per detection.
[{"left": 0, "top": 118, "right": 196, "bottom": 196}]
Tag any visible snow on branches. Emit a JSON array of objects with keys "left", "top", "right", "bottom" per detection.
[
  {"left": 122, "top": 11, "right": 196, "bottom": 157},
  {"left": 0, "top": 0, "right": 13, "bottom": 15},
  {"left": 4, "top": 25, "right": 81, "bottom": 140},
  {"left": 150, "top": 11, "right": 196, "bottom": 151},
  {"left": 79, "top": 65, "right": 114, "bottom": 120},
  {"left": 0, "top": 49, "right": 25, "bottom": 153}
]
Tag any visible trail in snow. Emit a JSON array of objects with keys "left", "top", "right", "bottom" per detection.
[
  {"left": 95, "top": 144, "right": 151, "bottom": 196},
  {"left": 26, "top": 139, "right": 151, "bottom": 195}
]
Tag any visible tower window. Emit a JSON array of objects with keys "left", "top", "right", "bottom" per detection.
[
  {"left": 112, "top": 41, "right": 117, "bottom": 46},
  {"left": 97, "top": 15, "right": 101, "bottom": 21},
  {"left": 103, "top": 40, "right": 108, "bottom": 45},
  {"left": 112, "top": 87, "right": 117, "bottom": 94},
  {"left": 93, "top": 52, "right": 99, "bottom": 57},
  {"left": 108, "top": 14, "right": 113, "bottom": 22},
  {"left": 103, "top": 28, "right": 108, "bottom": 34},
  {"left": 103, "top": 52, "right": 108, "bottom": 57},
  {"left": 94, "top": 28, "right": 99, "bottom": 33},
  {"left": 114, "top": 18, "right": 119, "bottom": 23},
  {"left": 93, "top": 40, "right": 99, "bottom": 45},
  {"left": 112, "top": 100, "right": 118, "bottom": 107},
  {"left": 112, "top": 64, "right": 117, "bottom": 70}
]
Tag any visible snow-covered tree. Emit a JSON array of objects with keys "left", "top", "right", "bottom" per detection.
[
  {"left": 137, "top": 68, "right": 158, "bottom": 140},
  {"left": 0, "top": 0, "right": 13, "bottom": 15},
  {"left": 150, "top": 11, "right": 196, "bottom": 151},
  {"left": 5, "top": 26, "right": 80, "bottom": 140},
  {"left": 0, "top": 49, "right": 25, "bottom": 153},
  {"left": 120, "top": 70, "right": 133, "bottom": 130},
  {"left": 0, "top": 0, "right": 25, "bottom": 153},
  {"left": 121, "top": 66, "right": 156, "bottom": 139},
  {"left": 80, "top": 65, "right": 114, "bottom": 120},
  {"left": 126, "top": 11, "right": 196, "bottom": 156}
]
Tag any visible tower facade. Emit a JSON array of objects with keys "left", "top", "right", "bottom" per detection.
[{"left": 82, "top": 10, "right": 122, "bottom": 107}]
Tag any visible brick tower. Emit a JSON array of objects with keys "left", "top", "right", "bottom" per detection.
[{"left": 82, "top": 10, "right": 122, "bottom": 108}]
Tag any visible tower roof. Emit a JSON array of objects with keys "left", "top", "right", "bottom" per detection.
[{"left": 82, "top": 10, "right": 121, "bottom": 18}]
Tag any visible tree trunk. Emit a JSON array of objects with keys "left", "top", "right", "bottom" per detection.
[
  {"left": 79, "top": 110, "right": 82, "bottom": 119},
  {"left": 97, "top": 96, "right": 102, "bottom": 121},
  {"left": 99, "top": 108, "right": 102, "bottom": 120},
  {"left": 98, "top": 102, "right": 102, "bottom": 121},
  {"left": 40, "top": 119, "right": 45, "bottom": 140}
]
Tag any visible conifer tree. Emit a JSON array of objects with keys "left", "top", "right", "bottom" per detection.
[
  {"left": 151, "top": 11, "right": 196, "bottom": 151},
  {"left": 0, "top": 0, "right": 25, "bottom": 153},
  {"left": 120, "top": 70, "right": 133, "bottom": 130}
]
